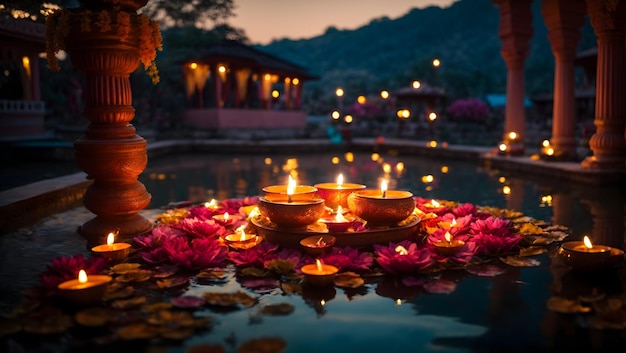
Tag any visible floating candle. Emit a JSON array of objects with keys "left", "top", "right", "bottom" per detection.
[
  {"left": 225, "top": 227, "right": 259, "bottom": 249},
  {"left": 300, "top": 235, "right": 336, "bottom": 256},
  {"left": 559, "top": 235, "right": 613, "bottom": 271},
  {"left": 434, "top": 231, "right": 465, "bottom": 256},
  {"left": 320, "top": 206, "right": 354, "bottom": 232},
  {"left": 301, "top": 259, "right": 339, "bottom": 287},
  {"left": 91, "top": 231, "right": 131, "bottom": 263},
  {"left": 57, "top": 269, "right": 112, "bottom": 306}
]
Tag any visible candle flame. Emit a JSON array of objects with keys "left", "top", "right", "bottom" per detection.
[
  {"left": 106, "top": 232, "right": 115, "bottom": 246},
  {"left": 315, "top": 237, "right": 326, "bottom": 246},
  {"left": 78, "top": 269, "right": 88, "bottom": 283},
  {"left": 395, "top": 245, "right": 408, "bottom": 255},
  {"left": 381, "top": 180, "right": 388, "bottom": 198},
  {"left": 223, "top": 212, "right": 229, "bottom": 221},
  {"left": 451, "top": 218, "right": 457, "bottom": 227},
  {"left": 583, "top": 235, "right": 593, "bottom": 249},
  {"left": 316, "top": 259, "right": 323, "bottom": 272},
  {"left": 445, "top": 231, "right": 452, "bottom": 243},
  {"left": 431, "top": 199, "right": 440, "bottom": 207},
  {"left": 239, "top": 228, "right": 247, "bottom": 241},
  {"left": 337, "top": 173, "right": 344, "bottom": 187},
  {"left": 205, "top": 199, "right": 217, "bottom": 208},
  {"left": 396, "top": 299, "right": 402, "bottom": 306},
  {"left": 287, "top": 175, "right": 296, "bottom": 201},
  {"left": 320, "top": 299, "right": 326, "bottom": 306},
  {"left": 335, "top": 206, "right": 348, "bottom": 222}
]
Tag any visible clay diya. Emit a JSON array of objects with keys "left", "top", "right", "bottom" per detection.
[
  {"left": 433, "top": 231, "right": 465, "bottom": 256},
  {"left": 91, "top": 231, "right": 131, "bottom": 263},
  {"left": 263, "top": 175, "right": 317, "bottom": 202},
  {"left": 558, "top": 235, "right": 615, "bottom": 271},
  {"left": 300, "top": 235, "right": 336, "bottom": 256},
  {"left": 314, "top": 173, "right": 366, "bottom": 210},
  {"left": 347, "top": 180, "right": 415, "bottom": 227},
  {"left": 57, "top": 269, "right": 112, "bottom": 306},
  {"left": 225, "top": 228, "right": 261, "bottom": 250},
  {"left": 319, "top": 206, "right": 355, "bottom": 232},
  {"left": 257, "top": 196, "right": 325, "bottom": 230},
  {"left": 301, "top": 259, "right": 339, "bottom": 287}
]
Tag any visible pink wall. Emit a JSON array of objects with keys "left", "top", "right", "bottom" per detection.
[{"left": 184, "top": 108, "right": 307, "bottom": 130}]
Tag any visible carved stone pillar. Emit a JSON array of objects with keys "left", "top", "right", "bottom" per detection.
[
  {"left": 493, "top": 0, "right": 533, "bottom": 144},
  {"left": 541, "top": 0, "right": 586, "bottom": 160},
  {"left": 582, "top": 0, "right": 626, "bottom": 169},
  {"left": 52, "top": 0, "right": 156, "bottom": 246}
]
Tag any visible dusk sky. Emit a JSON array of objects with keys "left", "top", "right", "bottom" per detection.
[{"left": 230, "top": 0, "right": 459, "bottom": 44}]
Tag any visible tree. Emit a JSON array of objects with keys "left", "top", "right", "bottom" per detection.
[{"left": 141, "top": 0, "right": 236, "bottom": 29}]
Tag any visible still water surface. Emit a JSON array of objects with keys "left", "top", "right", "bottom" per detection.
[{"left": 136, "top": 151, "right": 625, "bottom": 352}]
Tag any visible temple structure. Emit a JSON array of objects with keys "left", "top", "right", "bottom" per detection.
[
  {"left": 0, "top": 17, "right": 46, "bottom": 139},
  {"left": 494, "top": 0, "right": 625, "bottom": 168},
  {"left": 181, "top": 40, "right": 317, "bottom": 134}
]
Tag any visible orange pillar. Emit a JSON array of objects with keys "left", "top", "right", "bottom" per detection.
[
  {"left": 494, "top": 0, "right": 533, "bottom": 145},
  {"left": 542, "top": 0, "right": 586, "bottom": 161},
  {"left": 582, "top": 0, "right": 626, "bottom": 170}
]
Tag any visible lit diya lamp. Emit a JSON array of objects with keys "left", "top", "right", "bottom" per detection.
[
  {"left": 57, "top": 269, "right": 112, "bottom": 306},
  {"left": 263, "top": 175, "right": 317, "bottom": 202},
  {"left": 257, "top": 176, "right": 326, "bottom": 230},
  {"left": 91, "top": 231, "right": 131, "bottom": 263},
  {"left": 559, "top": 235, "right": 615, "bottom": 271},
  {"left": 300, "top": 234, "right": 336, "bottom": 256},
  {"left": 314, "top": 173, "right": 365, "bottom": 210},
  {"left": 433, "top": 231, "right": 465, "bottom": 256},
  {"left": 347, "top": 179, "right": 415, "bottom": 227},
  {"left": 213, "top": 212, "right": 239, "bottom": 228},
  {"left": 319, "top": 205, "right": 354, "bottom": 232},
  {"left": 204, "top": 199, "right": 219, "bottom": 209},
  {"left": 301, "top": 259, "right": 339, "bottom": 287},
  {"left": 225, "top": 227, "right": 260, "bottom": 250}
]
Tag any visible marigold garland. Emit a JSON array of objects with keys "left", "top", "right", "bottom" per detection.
[{"left": 44, "top": 5, "right": 162, "bottom": 84}]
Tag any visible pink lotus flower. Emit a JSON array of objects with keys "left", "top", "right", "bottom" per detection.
[
  {"left": 414, "top": 197, "right": 449, "bottom": 216},
  {"left": 266, "top": 248, "right": 306, "bottom": 271},
  {"left": 438, "top": 213, "right": 473, "bottom": 236},
  {"left": 374, "top": 240, "right": 434, "bottom": 275},
  {"left": 173, "top": 217, "right": 228, "bottom": 239},
  {"left": 472, "top": 233, "right": 521, "bottom": 256},
  {"left": 469, "top": 216, "right": 520, "bottom": 256},
  {"left": 39, "top": 254, "right": 106, "bottom": 290},
  {"left": 187, "top": 205, "right": 217, "bottom": 220},
  {"left": 319, "top": 247, "right": 373, "bottom": 271},
  {"left": 469, "top": 216, "right": 512, "bottom": 238},
  {"left": 139, "top": 247, "right": 171, "bottom": 264},
  {"left": 164, "top": 237, "right": 228, "bottom": 270},
  {"left": 228, "top": 242, "right": 280, "bottom": 268},
  {"left": 134, "top": 225, "right": 184, "bottom": 249},
  {"left": 220, "top": 196, "right": 260, "bottom": 215},
  {"left": 452, "top": 203, "right": 477, "bottom": 217}
]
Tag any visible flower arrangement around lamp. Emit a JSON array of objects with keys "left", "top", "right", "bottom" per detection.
[{"left": 44, "top": 0, "right": 163, "bottom": 83}]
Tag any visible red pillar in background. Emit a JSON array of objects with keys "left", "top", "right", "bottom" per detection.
[
  {"left": 542, "top": 0, "right": 586, "bottom": 161},
  {"left": 494, "top": 0, "right": 533, "bottom": 144},
  {"left": 582, "top": 0, "right": 626, "bottom": 170}
]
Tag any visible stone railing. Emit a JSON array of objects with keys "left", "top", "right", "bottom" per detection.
[{"left": 0, "top": 99, "right": 45, "bottom": 114}]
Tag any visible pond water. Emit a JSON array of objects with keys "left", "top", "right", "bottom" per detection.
[{"left": 2, "top": 149, "right": 624, "bottom": 353}]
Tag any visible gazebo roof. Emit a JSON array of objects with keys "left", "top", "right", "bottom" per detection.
[
  {"left": 393, "top": 83, "right": 446, "bottom": 101},
  {"left": 184, "top": 40, "right": 318, "bottom": 81}
]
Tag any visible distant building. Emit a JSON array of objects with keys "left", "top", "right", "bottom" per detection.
[
  {"left": 180, "top": 40, "right": 318, "bottom": 137},
  {"left": 0, "top": 17, "right": 46, "bottom": 139}
]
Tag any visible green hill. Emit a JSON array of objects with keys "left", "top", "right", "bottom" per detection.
[{"left": 255, "top": 0, "right": 596, "bottom": 114}]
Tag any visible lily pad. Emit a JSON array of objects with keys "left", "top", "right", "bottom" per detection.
[
  {"left": 260, "top": 303, "right": 295, "bottom": 316},
  {"left": 203, "top": 291, "right": 257, "bottom": 308},
  {"left": 197, "top": 269, "right": 227, "bottom": 280},
  {"left": 334, "top": 272, "right": 365, "bottom": 288},
  {"left": 500, "top": 256, "right": 541, "bottom": 267},
  {"left": 116, "top": 269, "right": 152, "bottom": 283},
  {"left": 103, "top": 285, "right": 135, "bottom": 301},
  {"left": 116, "top": 322, "right": 158, "bottom": 340},
  {"left": 240, "top": 267, "right": 271, "bottom": 278},
  {"left": 147, "top": 310, "right": 195, "bottom": 327},
  {"left": 111, "top": 296, "right": 147, "bottom": 309},
  {"left": 152, "top": 264, "right": 180, "bottom": 278},
  {"left": 110, "top": 263, "right": 142, "bottom": 275},
  {"left": 280, "top": 282, "right": 302, "bottom": 295},
  {"left": 519, "top": 246, "right": 547, "bottom": 257},
  {"left": 157, "top": 276, "right": 190, "bottom": 289}
]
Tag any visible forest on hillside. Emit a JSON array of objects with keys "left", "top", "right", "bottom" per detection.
[{"left": 258, "top": 0, "right": 597, "bottom": 115}]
